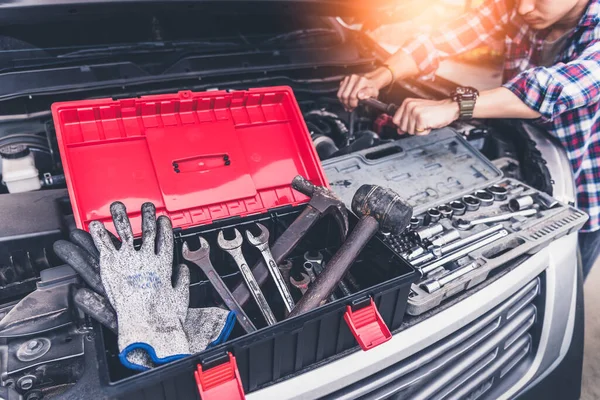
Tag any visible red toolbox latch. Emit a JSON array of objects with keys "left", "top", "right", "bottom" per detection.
[
  {"left": 344, "top": 297, "right": 392, "bottom": 351},
  {"left": 195, "top": 352, "right": 245, "bottom": 400}
]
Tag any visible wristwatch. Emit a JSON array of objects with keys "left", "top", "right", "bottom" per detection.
[{"left": 451, "top": 86, "right": 479, "bottom": 120}]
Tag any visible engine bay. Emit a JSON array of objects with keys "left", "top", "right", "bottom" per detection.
[{"left": 0, "top": 78, "right": 563, "bottom": 399}]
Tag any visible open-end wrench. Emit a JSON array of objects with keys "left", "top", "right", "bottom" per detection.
[
  {"left": 182, "top": 238, "right": 256, "bottom": 333},
  {"left": 455, "top": 208, "right": 537, "bottom": 230},
  {"left": 246, "top": 223, "right": 296, "bottom": 314},
  {"left": 218, "top": 229, "right": 277, "bottom": 326},
  {"left": 278, "top": 259, "right": 293, "bottom": 291},
  {"left": 290, "top": 273, "right": 310, "bottom": 295}
]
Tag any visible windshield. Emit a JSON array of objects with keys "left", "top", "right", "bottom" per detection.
[{"left": 0, "top": 14, "right": 342, "bottom": 73}]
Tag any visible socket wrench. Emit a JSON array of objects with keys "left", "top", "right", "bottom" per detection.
[
  {"left": 290, "top": 273, "right": 310, "bottom": 295},
  {"left": 421, "top": 261, "right": 480, "bottom": 293},
  {"left": 455, "top": 208, "right": 537, "bottom": 230},
  {"left": 437, "top": 204, "right": 454, "bottom": 219},
  {"left": 218, "top": 229, "right": 277, "bottom": 325},
  {"left": 246, "top": 223, "right": 296, "bottom": 314},
  {"left": 413, "top": 223, "right": 444, "bottom": 241},
  {"left": 412, "top": 224, "right": 505, "bottom": 266},
  {"left": 426, "top": 208, "right": 442, "bottom": 224},
  {"left": 420, "top": 229, "right": 508, "bottom": 275},
  {"left": 304, "top": 251, "right": 338, "bottom": 301}
]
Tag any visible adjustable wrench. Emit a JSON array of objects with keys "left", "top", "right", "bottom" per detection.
[
  {"left": 246, "top": 223, "right": 296, "bottom": 314},
  {"left": 218, "top": 229, "right": 277, "bottom": 326},
  {"left": 455, "top": 208, "right": 537, "bottom": 230},
  {"left": 182, "top": 237, "right": 256, "bottom": 333}
]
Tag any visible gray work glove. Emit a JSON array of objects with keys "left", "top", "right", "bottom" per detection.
[{"left": 55, "top": 202, "right": 235, "bottom": 371}]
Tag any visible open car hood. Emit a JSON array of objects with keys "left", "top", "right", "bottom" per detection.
[{"left": 0, "top": 0, "right": 425, "bottom": 26}]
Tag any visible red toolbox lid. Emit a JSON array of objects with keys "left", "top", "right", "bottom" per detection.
[{"left": 51, "top": 87, "right": 327, "bottom": 236}]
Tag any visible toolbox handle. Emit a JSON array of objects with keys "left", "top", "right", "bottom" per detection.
[
  {"left": 344, "top": 297, "right": 392, "bottom": 351},
  {"left": 195, "top": 352, "right": 245, "bottom": 400}
]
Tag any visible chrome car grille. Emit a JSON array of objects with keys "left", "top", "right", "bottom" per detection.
[{"left": 327, "top": 277, "right": 542, "bottom": 400}]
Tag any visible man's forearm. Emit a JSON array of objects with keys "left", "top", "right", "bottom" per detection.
[
  {"left": 473, "top": 87, "right": 541, "bottom": 119},
  {"left": 367, "top": 51, "right": 421, "bottom": 89}
]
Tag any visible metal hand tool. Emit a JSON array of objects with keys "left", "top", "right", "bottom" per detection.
[
  {"left": 455, "top": 208, "right": 537, "bottom": 230},
  {"left": 218, "top": 229, "right": 277, "bottom": 326},
  {"left": 450, "top": 200, "right": 466, "bottom": 216},
  {"left": 410, "top": 217, "right": 421, "bottom": 230},
  {"left": 278, "top": 259, "right": 293, "bottom": 291},
  {"left": 474, "top": 190, "right": 494, "bottom": 207},
  {"left": 288, "top": 184, "right": 412, "bottom": 318},
  {"left": 437, "top": 205, "right": 454, "bottom": 219},
  {"left": 537, "top": 192, "right": 558, "bottom": 210},
  {"left": 509, "top": 195, "right": 534, "bottom": 212},
  {"left": 303, "top": 261, "right": 317, "bottom": 283},
  {"left": 403, "top": 246, "right": 425, "bottom": 260},
  {"left": 420, "top": 230, "right": 508, "bottom": 275},
  {"left": 413, "top": 223, "right": 444, "bottom": 242},
  {"left": 412, "top": 224, "right": 505, "bottom": 266},
  {"left": 290, "top": 273, "right": 310, "bottom": 295},
  {"left": 430, "top": 229, "right": 461, "bottom": 247},
  {"left": 487, "top": 185, "right": 508, "bottom": 201},
  {"left": 421, "top": 261, "right": 480, "bottom": 293},
  {"left": 426, "top": 208, "right": 441, "bottom": 224},
  {"left": 358, "top": 98, "right": 399, "bottom": 116},
  {"left": 462, "top": 195, "right": 481, "bottom": 212},
  {"left": 182, "top": 238, "right": 256, "bottom": 333},
  {"left": 305, "top": 251, "right": 348, "bottom": 299},
  {"left": 246, "top": 223, "right": 296, "bottom": 314},
  {"left": 231, "top": 175, "right": 349, "bottom": 308}
]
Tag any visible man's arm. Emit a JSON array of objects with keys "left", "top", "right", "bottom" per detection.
[
  {"left": 394, "top": 40, "right": 600, "bottom": 135},
  {"left": 338, "top": 0, "right": 512, "bottom": 109}
]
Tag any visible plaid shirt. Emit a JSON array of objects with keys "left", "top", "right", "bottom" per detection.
[{"left": 401, "top": 0, "right": 600, "bottom": 232}]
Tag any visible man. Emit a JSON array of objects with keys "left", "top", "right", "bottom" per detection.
[{"left": 338, "top": 0, "right": 600, "bottom": 278}]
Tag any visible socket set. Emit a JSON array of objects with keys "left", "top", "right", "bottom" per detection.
[
  {"left": 389, "top": 179, "right": 586, "bottom": 315},
  {"left": 324, "top": 128, "right": 587, "bottom": 315}
]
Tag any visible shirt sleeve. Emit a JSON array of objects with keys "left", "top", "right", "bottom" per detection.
[
  {"left": 401, "top": 0, "right": 512, "bottom": 76},
  {"left": 503, "top": 40, "right": 600, "bottom": 123}
]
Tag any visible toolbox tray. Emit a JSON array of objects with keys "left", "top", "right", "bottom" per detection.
[
  {"left": 50, "top": 86, "right": 417, "bottom": 398},
  {"left": 323, "top": 128, "right": 587, "bottom": 315},
  {"left": 80, "top": 206, "right": 415, "bottom": 399}
]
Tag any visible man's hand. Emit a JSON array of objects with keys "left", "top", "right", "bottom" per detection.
[
  {"left": 392, "top": 98, "right": 460, "bottom": 135},
  {"left": 337, "top": 74, "right": 381, "bottom": 110}
]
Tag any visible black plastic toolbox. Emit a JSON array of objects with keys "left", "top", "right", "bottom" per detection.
[{"left": 49, "top": 87, "right": 418, "bottom": 399}]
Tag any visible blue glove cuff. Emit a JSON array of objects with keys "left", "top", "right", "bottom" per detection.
[
  {"left": 207, "top": 310, "right": 236, "bottom": 348},
  {"left": 119, "top": 343, "right": 189, "bottom": 371}
]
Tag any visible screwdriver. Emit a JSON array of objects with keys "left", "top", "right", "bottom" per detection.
[{"left": 358, "top": 98, "right": 399, "bottom": 116}]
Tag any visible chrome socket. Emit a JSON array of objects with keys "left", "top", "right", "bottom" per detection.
[
  {"left": 474, "top": 190, "right": 494, "bottom": 207},
  {"left": 430, "top": 229, "right": 461, "bottom": 247},
  {"left": 413, "top": 223, "right": 444, "bottom": 241},
  {"left": 426, "top": 208, "right": 442, "bottom": 224},
  {"left": 509, "top": 195, "right": 534, "bottom": 212},
  {"left": 462, "top": 195, "right": 481, "bottom": 212},
  {"left": 450, "top": 200, "right": 466, "bottom": 216},
  {"left": 438, "top": 204, "right": 454, "bottom": 219},
  {"left": 410, "top": 217, "right": 421, "bottom": 230},
  {"left": 487, "top": 185, "right": 508, "bottom": 201}
]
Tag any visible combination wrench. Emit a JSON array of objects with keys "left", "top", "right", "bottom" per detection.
[
  {"left": 218, "top": 229, "right": 277, "bottom": 326},
  {"left": 246, "top": 223, "right": 296, "bottom": 314},
  {"left": 182, "top": 237, "right": 256, "bottom": 333}
]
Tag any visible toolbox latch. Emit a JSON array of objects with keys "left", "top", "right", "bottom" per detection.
[
  {"left": 195, "top": 352, "right": 245, "bottom": 400},
  {"left": 344, "top": 297, "right": 392, "bottom": 351}
]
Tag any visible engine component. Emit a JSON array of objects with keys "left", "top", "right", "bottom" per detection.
[
  {"left": 0, "top": 144, "right": 41, "bottom": 193},
  {"left": 312, "top": 134, "right": 339, "bottom": 160}
]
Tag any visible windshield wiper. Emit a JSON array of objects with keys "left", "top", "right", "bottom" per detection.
[{"left": 57, "top": 40, "right": 243, "bottom": 58}]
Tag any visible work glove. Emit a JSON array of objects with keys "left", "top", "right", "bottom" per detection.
[{"left": 54, "top": 202, "right": 235, "bottom": 371}]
